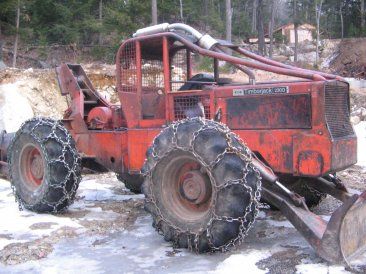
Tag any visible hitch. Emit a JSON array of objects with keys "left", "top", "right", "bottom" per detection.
[
  {"left": 252, "top": 156, "right": 366, "bottom": 265},
  {"left": 262, "top": 186, "right": 366, "bottom": 264},
  {"left": 0, "top": 130, "right": 15, "bottom": 178}
]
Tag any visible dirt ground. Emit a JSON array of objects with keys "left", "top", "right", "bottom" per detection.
[
  {"left": 0, "top": 67, "right": 365, "bottom": 273},
  {"left": 327, "top": 38, "right": 366, "bottom": 78}
]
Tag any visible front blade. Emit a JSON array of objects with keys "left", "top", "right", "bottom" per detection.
[{"left": 340, "top": 191, "right": 366, "bottom": 265}]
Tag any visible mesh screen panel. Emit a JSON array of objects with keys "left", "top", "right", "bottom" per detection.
[
  {"left": 142, "top": 59, "right": 164, "bottom": 88},
  {"left": 120, "top": 42, "right": 137, "bottom": 93},
  {"left": 171, "top": 49, "right": 188, "bottom": 91},
  {"left": 173, "top": 95, "right": 211, "bottom": 120}
]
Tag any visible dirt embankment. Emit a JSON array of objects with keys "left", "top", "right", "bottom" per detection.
[
  {"left": 326, "top": 38, "right": 366, "bottom": 78},
  {"left": 0, "top": 65, "right": 116, "bottom": 131}
]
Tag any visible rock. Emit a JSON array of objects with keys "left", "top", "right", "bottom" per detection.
[
  {"left": 297, "top": 52, "right": 317, "bottom": 63},
  {"left": 351, "top": 116, "right": 361, "bottom": 125},
  {"left": 24, "top": 68, "right": 33, "bottom": 73},
  {"left": 0, "top": 61, "right": 6, "bottom": 70},
  {"left": 272, "top": 55, "right": 288, "bottom": 62},
  {"left": 39, "top": 61, "right": 49, "bottom": 69},
  {"left": 300, "top": 43, "right": 316, "bottom": 53},
  {"left": 361, "top": 107, "right": 366, "bottom": 121},
  {"left": 279, "top": 45, "right": 294, "bottom": 57}
]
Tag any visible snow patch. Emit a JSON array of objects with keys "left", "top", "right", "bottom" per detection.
[
  {"left": 77, "top": 179, "right": 144, "bottom": 201},
  {"left": 256, "top": 211, "right": 266, "bottom": 219},
  {"left": 1, "top": 252, "right": 102, "bottom": 274},
  {"left": 0, "top": 179, "right": 81, "bottom": 250},
  {"left": 296, "top": 263, "right": 351, "bottom": 274},
  {"left": 79, "top": 206, "right": 119, "bottom": 221},
  {"left": 213, "top": 250, "right": 270, "bottom": 274},
  {"left": 355, "top": 121, "right": 366, "bottom": 167},
  {"left": 265, "top": 219, "right": 294, "bottom": 228},
  {"left": 0, "top": 82, "right": 34, "bottom": 132}
]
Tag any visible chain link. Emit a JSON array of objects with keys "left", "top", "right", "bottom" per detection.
[
  {"left": 301, "top": 183, "right": 326, "bottom": 202},
  {"left": 143, "top": 117, "right": 262, "bottom": 252},
  {"left": 7, "top": 117, "right": 81, "bottom": 213}
]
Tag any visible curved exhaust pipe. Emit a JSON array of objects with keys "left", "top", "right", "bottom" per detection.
[
  {"left": 133, "top": 23, "right": 256, "bottom": 82},
  {"left": 133, "top": 23, "right": 218, "bottom": 50}
]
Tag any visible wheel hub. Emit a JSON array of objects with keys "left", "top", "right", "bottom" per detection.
[
  {"left": 20, "top": 145, "right": 45, "bottom": 189},
  {"left": 30, "top": 152, "right": 44, "bottom": 180},
  {"left": 180, "top": 170, "right": 209, "bottom": 205}
]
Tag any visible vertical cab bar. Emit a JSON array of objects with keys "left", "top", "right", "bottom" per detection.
[
  {"left": 186, "top": 49, "right": 192, "bottom": 79},
  {"left": 163, "top": 36, "right": 171, "bottom": 121},
  {"left": 136, "top": 41, "right": 142, "bottom": 105}
]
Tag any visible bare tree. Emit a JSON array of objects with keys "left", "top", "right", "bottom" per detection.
[
  {"left": 0, "top": 39, "right": 4, "bottom": 68},
  {"left": 179, "top": 0, "right": 183, "bottom": 21},
  {"left": 362, "top": 0, "right": 365, "bottom": 30},
  {"left": 203, "top": 0, "right": 208, "bottom": 31},
  {"left": 225, "top": 0, "right": 232, "bottom": 42},
  {"left": 152, "top": 0, "right": 157, "bottom": 25},
  {"left": 0, "top": 20, "right": 2, "bottom": 58},
  {"left": 257, "top": 0, "right": 266, "bottom": 56},
  {"left": 225, "top": 0, "right": 233, "bottom": 55},
  {"left": 268, "top": 0, "right": 278, "bottom": 58},
  {"left": 98, "top": 0, "right": 103, "bottom": 45},
  {"left": 340, "top": 2, "right": 344, "bottom": 39},
  {"left": 252, "top": 0, "right": 258, "bottom": 33},
  {"left": 293, "top": 0, "right": 298, "bottom": 62},
  {"left": 12, "top": 0, "right": 20, "bottom": 68},
  {"left": 315, "top": 0, "right": 323, "bottom": 67}
]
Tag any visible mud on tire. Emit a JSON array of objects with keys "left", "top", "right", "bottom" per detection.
[
  {"left": 8, "top": 118, "right": 81, "bottom": 213},
  {"left": 116, "top": 173, "right": 143, "bottom": 194},
  {"left": 142, "top": 117, "right": 262, "bottom": 252}
]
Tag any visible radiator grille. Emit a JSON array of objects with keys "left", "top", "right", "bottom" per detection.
[
  {"left": 173, "top": 95, "right": 211, "bottom": 120},
  {"left": 324, "top": 82, "right": 354, "bottom": 139}
]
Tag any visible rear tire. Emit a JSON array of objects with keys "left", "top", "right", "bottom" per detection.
[
  {"left": 8, "top": 118, "right": 81, "bottom": 213},
  {"left": 116, "top": 173, "right": 143, "bottom": 194},
  {"left": 142, "top": 118, "right": 261, "bottom": 252}
]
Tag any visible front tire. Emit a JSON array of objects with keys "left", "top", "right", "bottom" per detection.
[
  {"left": 142, "top": 118, "right": 261, "bottom": 252},
  {"left": 8, "top": 118, "right": 81, "bottom": 213}
]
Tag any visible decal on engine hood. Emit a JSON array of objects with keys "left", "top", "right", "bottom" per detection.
[{"left": 233, "top": 86, "right": 289, "bottom": 96}]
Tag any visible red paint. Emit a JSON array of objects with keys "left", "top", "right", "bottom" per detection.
[{"left": 55, "top": 32, "right": 356, "bottom": 178}]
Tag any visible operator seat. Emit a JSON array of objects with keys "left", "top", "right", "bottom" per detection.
[{"left": 178, "top": 73, "right": 215, "bottom": 91}]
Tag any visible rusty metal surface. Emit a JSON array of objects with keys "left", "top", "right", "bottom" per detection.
[
  {"left": 226, "top": 94, "right": 311, "bottom": 129},
  {"left": 297, "top": 150, "right": 324, "bottom": 176},
  {"left": 87, "top": 107, "right": 113, "bottom": 129},
  {"left": 331, "top": 137, "right": 357, "bottom": 171},
  {"left": 340, "top": 191, "right": 366, "bottom": 264},
  {"left": 309, "top": 177, "right": 352, "bottom": 203}
]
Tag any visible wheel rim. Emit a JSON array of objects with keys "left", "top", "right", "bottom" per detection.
[
  {"left": 160, "top": 154, "right": 213, "bottom": 224},
  {"left": 19, "top": 144, "right": 45, "bottom": 190}
]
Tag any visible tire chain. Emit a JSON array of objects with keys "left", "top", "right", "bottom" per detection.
[
  {"left": 8, "top": 117, "right": 81, "bottom": 213},
  {"left": 142, "top": 117, "right": 262, "bottom": 252}
]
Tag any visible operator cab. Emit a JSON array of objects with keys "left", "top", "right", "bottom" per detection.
[{"left": 116, "top": 33, "right": 248, "bottom": 125}]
